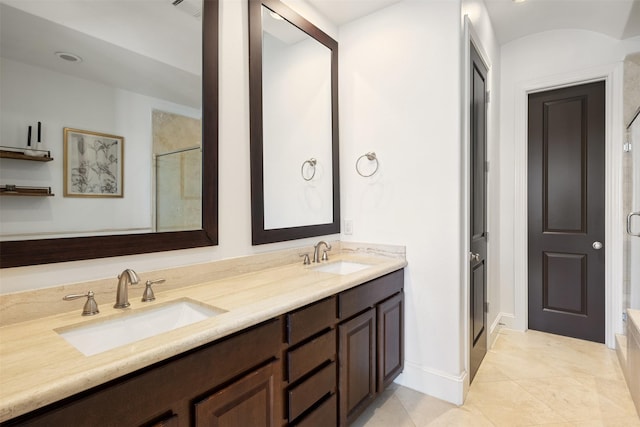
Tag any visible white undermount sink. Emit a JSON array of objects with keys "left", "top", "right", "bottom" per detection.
[
  {"left": 310, "top": 261, "right": 372, "bottom": 275},
  {"left": 57, "top": 299, "right": 226, "bottom": 356}
]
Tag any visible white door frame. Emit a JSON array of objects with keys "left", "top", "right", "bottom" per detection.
[{"left": 512, "top": 63, "right": 624, "bottom": 348}]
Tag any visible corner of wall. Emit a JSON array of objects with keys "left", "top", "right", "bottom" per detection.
[{"left": 395, "top": 362, "right": 467, "bottom": 406}]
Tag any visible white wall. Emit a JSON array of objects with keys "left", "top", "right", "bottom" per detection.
[
  {"left": 498, "top": 31, "right": 640, "bottom": 330},
  {"left": 0, "top": 57, "right": 200, "bottom": 239},
  {"left": 339, "top": 0, "right": 465, "bottom": 404},
  {"left": 0, "top": 0, "right": 339, "bottom": 294}
]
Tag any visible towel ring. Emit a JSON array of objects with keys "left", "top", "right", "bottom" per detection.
[
  {"left": 356, "top": 152, "right": 379, "bottom": 177},
  {"left": 301, "top": 158, "right": 317, "bottom": 181}
]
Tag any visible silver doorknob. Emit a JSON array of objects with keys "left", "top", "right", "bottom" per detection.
[
  {"left": 469, "top": 252, "right": 480, "bottom": 262},
  {"left": 592, "top": 241, "right": 603, "bottom": 250}
]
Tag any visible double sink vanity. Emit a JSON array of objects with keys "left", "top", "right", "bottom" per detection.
[
  {"left": 0, "top": 0, "right": 401, "bottom": 425},
  {"left": 0, "top": 244, "right": 406, "bottom": 426}
]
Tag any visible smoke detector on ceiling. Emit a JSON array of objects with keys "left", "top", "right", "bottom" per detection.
[{"left": 172, "top": 0, "right": 202, "bottom": 19}]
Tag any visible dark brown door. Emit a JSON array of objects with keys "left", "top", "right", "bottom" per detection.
[
  {"left": 528, "top": 81, "right": 605, "bottom": 343},
  {"left": 469, "top": 42, "right": 488, "bottom": 382}
]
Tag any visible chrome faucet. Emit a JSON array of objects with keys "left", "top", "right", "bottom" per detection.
[
  {"left": 114, "top": 269, "right": 139, "bottom": 308},
  {"left": 313, "top": 241, "right": 332, "bottom": 263}
]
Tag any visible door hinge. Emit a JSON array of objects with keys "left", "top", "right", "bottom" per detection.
[
  {"left": 485, "top": 90, "right": 490, "bottom": 103},
  {"left": 623, "top": 311, "right": 628, "bottom": 322},
  {"left": 625, "top": 130, "right": 632, "bottom": 152},
  {"left": 484, "top": 302, "right": 490, "bottom": 314},
  {"left": 485, "top": 160, "right": 490, "bottom": 173}
]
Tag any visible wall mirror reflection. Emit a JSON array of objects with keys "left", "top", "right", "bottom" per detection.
[
  {"left": 249, "top": 0, "right": 340, "bottom": 244},
  {"left": 0, "top": 0, "right": 218, "bottom": 268}
]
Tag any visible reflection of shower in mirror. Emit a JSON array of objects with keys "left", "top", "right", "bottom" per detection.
[{"left": 626, "top": 112, "right": 640, "bottom": 311}]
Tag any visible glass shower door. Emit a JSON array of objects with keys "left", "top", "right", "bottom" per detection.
[
  {"left": 628, "top": 113, "right": 640, "bottom": 310},
  {"left": 155, "top": 147, "right": 202, "bottom": 232}
]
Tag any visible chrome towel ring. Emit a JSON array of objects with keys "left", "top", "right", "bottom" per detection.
[
  {"left": 301, "top": 158, "right": 317, "bottom": 181},
  {"left": 356, "top": 152, "right": 379, "bottom": 177}
]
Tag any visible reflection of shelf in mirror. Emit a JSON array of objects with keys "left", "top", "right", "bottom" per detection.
[
  {"left": 0, "top": 147, "right": 53, "bottom": 162},
  {"left": 1, "top": 185, "right": 54, "bottom": 197}
]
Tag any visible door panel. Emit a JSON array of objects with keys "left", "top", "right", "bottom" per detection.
[
  {"left": 544, "top": 97, "right": 587, "bottom": 232},
  {"left": 543, "top": 252, "right": 587, "bottom": 314},
  {"left": 472, "top": 262, "right": 486, "bottom": 344},
  {"left": 377, "top": 292, "right": 404, "bottom": 391},
  {"left": 338, "top": 309, "right": 376, "bottom": 426},
  {"left": 469, "top": 42, "right": 488, "bottom": 382},
  {"left": 528, "top": 81, "right": 605, "bottom": 343}
]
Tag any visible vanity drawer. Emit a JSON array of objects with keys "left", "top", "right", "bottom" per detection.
[
  {"left": 287, "top": 296, "right": 336, "bottom": 345},
  {"left": 339, "top": 269, "right": 403, "bottom": 320},
  {"left": 294, "top": 393, "right": 337, "bottom": 427},
  {"left": 287, "top": 329, "right": 336, "bottom": 383},
  {"left": 287, "top": 361, "right": 336, "bottom": 422}
]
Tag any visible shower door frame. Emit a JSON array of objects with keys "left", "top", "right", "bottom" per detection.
[{"left": 627, "top": 110, "right": 640, "bottom": 310}]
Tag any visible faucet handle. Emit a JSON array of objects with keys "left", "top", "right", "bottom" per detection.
[
  {"left": 63, "top": 291, "right": 99, "bottom": 316},
  {"left": 299, "top": 253, "right": 311, "bottom": 265},
  {"left": 321, "top": 250, "right": 330, "bottom": 262},
  {"left": 142, "top": 278, "right": 165, "bottom": 302}
]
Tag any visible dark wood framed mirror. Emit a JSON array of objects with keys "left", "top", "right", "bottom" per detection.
[
  {"left": 0, "top": 0, "right": 218, "bottom": 268},
  {"left": 249, "top": 0, "right": 340, "bottom": 245}
]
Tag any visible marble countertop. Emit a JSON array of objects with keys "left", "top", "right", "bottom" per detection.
[{"left": 0, "top": 253, "right": 406, "bottom": 422}]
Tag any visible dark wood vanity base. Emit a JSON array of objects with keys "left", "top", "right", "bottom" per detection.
[{"left": 2, "top": 270, "right": 404, "bottom": 427}]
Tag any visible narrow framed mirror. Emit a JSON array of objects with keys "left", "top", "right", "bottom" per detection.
[
  {"left": 249, "top": 0, "right": 340, "bottom": 245},
  {"left": 0, "top": 0, "right": 218, "bottom": 268}
]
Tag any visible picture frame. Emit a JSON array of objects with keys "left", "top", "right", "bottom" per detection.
[{"left": 63, "top": 128, "right": 124, "bottom": 198}]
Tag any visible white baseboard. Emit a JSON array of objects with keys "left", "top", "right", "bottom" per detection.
[
  {"left": 395, "top": 313, "right": 516, "bottom": 406},
  {"left": 394, "top": 361, "right": 466, "bottom": 405},
  {"left": 489, "top": 312, "right": 515, "bottom": 348}
]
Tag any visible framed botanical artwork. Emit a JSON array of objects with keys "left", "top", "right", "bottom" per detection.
[{"left": 63, "top": 128, "right": 124, "bottom": 197}]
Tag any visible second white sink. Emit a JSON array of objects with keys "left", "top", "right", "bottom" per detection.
[
  {"left": 310, "top": 261, "right": 371, "bottom": 275},
  {"left": 57, "top": 299, "right": 226, "bottom": 356}
]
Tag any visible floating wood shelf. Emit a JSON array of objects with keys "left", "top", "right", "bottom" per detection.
[
  {"left": 0, "top": 148, "right": 53, "bottom": 162},
  {"left": 0, "top": 186, "right": 54, "bottom": 197}
]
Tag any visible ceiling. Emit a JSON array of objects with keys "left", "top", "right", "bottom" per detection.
[
  {"left": 306, "top": 0, "right": 640, "bottom": 45},
  {"left": 484, "top": 0, "right": 640, "bottom": 45},
  {"left": 3, "top": 0, "right": 637, "bottom": 103},
  {"left": 0, "top": 2, "right": 201, "bottom": 107},
  {"left": 305, "top": 0, "right": 402, "bottom": 26}
]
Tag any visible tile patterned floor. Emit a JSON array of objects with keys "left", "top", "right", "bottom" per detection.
[{"left": 354, "top": 329, "right": 640, "bottom": 426}]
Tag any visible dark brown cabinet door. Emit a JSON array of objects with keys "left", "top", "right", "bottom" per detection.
[
  {"left": 528, "top": 81, "right": 605, "bottom": 343},
  {"left": 194, "top": 361, "right": 281, "bottom": 427},
  {"left": 338, "top": 309, "right": 376, "bottom": 426},
  {"left": 376, "top": 293, "right": 404, "bottom": 391}
]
